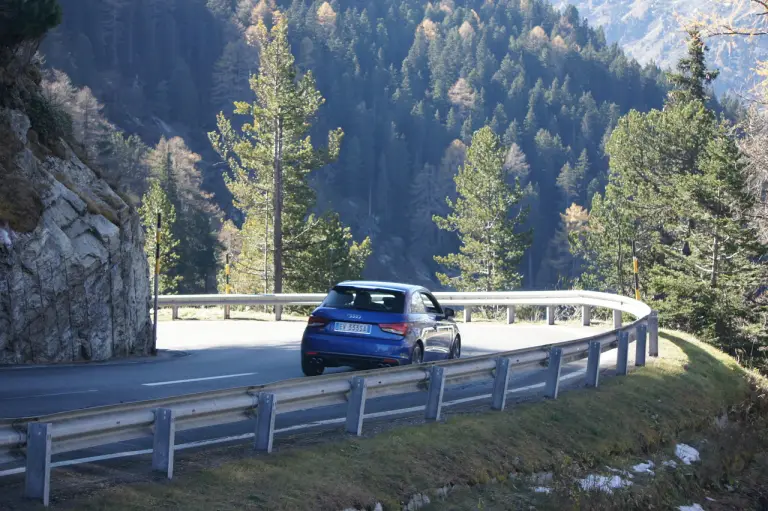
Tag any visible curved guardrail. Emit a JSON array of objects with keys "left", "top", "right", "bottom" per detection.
[{"left": 0, "top": 290, "right": 658, "bottom": 506}]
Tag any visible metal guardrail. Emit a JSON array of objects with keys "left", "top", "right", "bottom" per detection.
[{"left": 0, "top": 290, "right": 658, "bottom": 506}]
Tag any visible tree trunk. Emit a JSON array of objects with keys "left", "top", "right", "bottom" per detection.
[
  {"left": 263, "top": 207, "right": 269, "bottom": 294},
  {"left": 273, "top": 115, "right": 284, "bottom": 294},
  {"left": 711, "top": 223, "right": 720, "bottom": 288}
]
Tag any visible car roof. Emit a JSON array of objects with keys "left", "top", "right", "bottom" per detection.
[{"left": 335, "top": 280, "right": 427, "bottom": 293}]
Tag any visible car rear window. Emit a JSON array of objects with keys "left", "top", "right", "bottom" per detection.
[{"left": 322, "top": 287, "right": 406, "bottom": 313}]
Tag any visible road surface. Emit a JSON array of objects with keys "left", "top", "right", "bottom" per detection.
[
  {"left": 0, "top": 320, "right": 607, "bottom": 418},
  {"left": 0, "top": 319, "right": 638, "bottom": 475}
]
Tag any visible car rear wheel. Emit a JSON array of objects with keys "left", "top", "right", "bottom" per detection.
[
  {"left": 449, "top": 336, "right": 461, "bottom": 359},
  {"left": 302, "top": 356, "right": 325, "bottom": 377},
  {"left": 411, "top": 343, "right": 424, "bottom": 365}
]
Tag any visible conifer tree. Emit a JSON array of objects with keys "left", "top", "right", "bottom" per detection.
[
  {"left": 434, "top": 126, "right": 531, "bottom": 291},
  {"left": 139, "top": 181, "right": 180, "bottom": 294}
]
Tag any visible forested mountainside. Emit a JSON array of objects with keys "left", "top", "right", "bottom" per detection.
[
  {"left": 40, "top": 0, "right": 669, "bottom": 289},
  {"left": 551, "top": 0, "right": 768, "bottom": 97}
]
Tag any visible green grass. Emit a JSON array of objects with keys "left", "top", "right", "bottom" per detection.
[{"left": 40, "top": 332, "right": 765, "bottom": 510}]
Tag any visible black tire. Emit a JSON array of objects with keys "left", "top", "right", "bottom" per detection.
[
  {"left": 449, "top": 336, "right": 461, "bottom": 359},
  {"left": 302, "top": 356, "right": 324, "bottom": 377},
  {"left": 411, "top": 343, "right": 424, "bottom": 365}
]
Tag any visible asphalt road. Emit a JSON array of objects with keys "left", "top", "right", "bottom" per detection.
[
  {"left": 0, "top": 320, "right": 608, "bottom": 418},
  {"left": 0, "top": 319, "right": 638, "bottom": 477}
]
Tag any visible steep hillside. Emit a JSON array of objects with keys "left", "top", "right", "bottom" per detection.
[
  {"left": 552, "top": 0, "right": 767, "bottom": 96},
  {"left": 40, "top": 0, "right": 669, "bottom": 289}
]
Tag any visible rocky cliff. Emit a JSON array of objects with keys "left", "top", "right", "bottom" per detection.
[{"left": 0, "top": 108, "right": 152, "bottom": 364}]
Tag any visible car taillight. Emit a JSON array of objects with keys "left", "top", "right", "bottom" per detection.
[
  {"left": 307, "top": 315, "right": 330, "bottom": 328},
  {"left": 379, "top": 323, "right": 409, "bottom": 336}
]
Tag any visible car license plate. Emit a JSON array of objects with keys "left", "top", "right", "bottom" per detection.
[{"left": 334, "top": 322, "right": 372, "bottom": 335}]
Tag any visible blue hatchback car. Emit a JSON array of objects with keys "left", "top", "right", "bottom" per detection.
[{"left": 300, "top": 281, "right": 461, "bottom": 376}]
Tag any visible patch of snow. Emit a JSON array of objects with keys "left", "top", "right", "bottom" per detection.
[
  {"left": 403, "top": 493, "right": 431, "bottom": 511},
  {"left": 374, "top": 504, "right": 384, "bottom": 511},
  {"left": 679, "top": 504, "right": 705, "bottom": 511},
  {"left": 632, "top": 461, "right": 655, "bottom": 475},
  {"left": 578, "top": 474, "right": 632, "bottom": 493},
  {"left": 663, "top": 460, "right": 678, "bottom": 469},
  {"left": 533, "top": 487, "right": 552, "bottom": 494},
  {"left": 676, "top": 444, "right": 701, "bottom": 465}
]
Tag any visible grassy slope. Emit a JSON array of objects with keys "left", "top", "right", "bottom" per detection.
[{"left": 51, "top": 332, "right": 762, "bottom": 510}]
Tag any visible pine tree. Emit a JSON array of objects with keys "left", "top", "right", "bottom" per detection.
[
  {"left": 139, "top": 180, "right": 180, "bottom": 294},
  {"left": 668, "top": 28, "right": 719, "bottom": 104},
  {"left": 576, "top": 39, "right": 767, "bottom": 357},
  {"left": 434, "top": 126, "right": 531, "bottom": 291},
  {"left": 209, "top": 13, "right": 350, "bottom": 295}
]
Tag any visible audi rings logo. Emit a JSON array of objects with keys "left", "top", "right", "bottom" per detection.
[{"left": 347, "top": 314, "right": 363, "bottom": 320}]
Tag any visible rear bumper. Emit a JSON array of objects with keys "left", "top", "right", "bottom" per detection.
[
  {"left": 301, "top": 330, "right": 412, "bottom": 368},
  {"left": 304, "top": 351, "right": 405, "bottom": 368}
]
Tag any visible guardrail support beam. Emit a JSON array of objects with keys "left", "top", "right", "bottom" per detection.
[
  {"left": 636, "top": 324, "right": 647, "bottom": 367},
  {"left": 648, "top": 310, "right": 659, "bottom": 357},
  {"left": 616, "top": 332, "right": 629, "bottom": 376},
  {"left": 152, "top": 408, "right": 175, "bottom": 479},
  {"left": 425, "top": 366, "right": 446, "bottom": 421},
  {"left": 255, "top": 393, "right": 277, "bottom": 452},
  {"left": 582, "top": 305, "right": 591, "bottom": 326},
  {"left": 545, "top": 348, "right": 563, "bottom": 399},
  {"left": 546, "top": 306, "right": 555, "bottom": 325},
  {"left": 613, "top": 309, "right": 622, "bottom": 329},
  {"left": 491, "top": 358, "right": 512, "bottom": 410},
  {"left": 506, "top": 306, "right": 515, "bottom": 324},
  {"left": 464, "top": 307, "right": 472, "bottom": 323},
  {"left": 345, "top": 377, "right": 367, "bottom": 436},
  {"left": 171, "top": 305, "right": 179, "bottom": 320},
  {"left": 224, "top": 305, "right": 230, "bottom": 320},
  {"left": 585, "top": 341, "right": 601, "bottom": 388},
  {"left": 275, "top": 305, "right": 282, "bottom": 322},
  {"left": 24, "top": 422, "right": 52, "bottom": 507}
]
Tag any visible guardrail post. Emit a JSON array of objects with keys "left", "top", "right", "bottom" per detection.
[
  {"left": 425, "top": 366, "right": 446, "bottom": 421},
  {"left": 648, "top": 310, "right": 659, "bottom": 357},
  {"left": 506, "top": 306, "right": 515, "bottom": 324},
  {"left": 345, "top": 377, "right": 367, "bottom": 436},
  {"left": 152, "top": 408, "right": 175, "bottom": 479},
  {"left": 24, "top": 422, "right": 52, "bottom": 507},
  {"left": 616, "top": 331, "right": 629, "bottom": 376},
  {"left": 275, "top": 305, "right": 282, "bottom": 322},
  {"left": 491, "top": 358, "right": 512, "bottom": 410},
  {"left": 464, "top": 307, "right": 472, "bottom": 323},
  {"left": 613, "top": 309, "right": 622, "bottom": 329},
  {"left": 255, "top": 392, "right": 277, "bottom": 452},
  {"left": 224, "top": 305, "right": 230, "bottom": 320},
  {"left": 545, "top": 347, "right": 563, "bottom": 399},
  {"left": 546, "top": 306, "right": 555, "bottom": 325},
  {"left": 585, "top": 340, "right": 601, "bottom": 388},
  {"left": 171, "top": 305, "right": 179, "bottom": 320},
  {"left": 636, "top": 324, "right": 647, "bottom": 367},
  {"left": 582, "top": 305, "right": 591, "bottom": 326}
]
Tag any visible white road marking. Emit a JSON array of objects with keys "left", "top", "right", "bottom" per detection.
[
  {"left": 142, "top": 373, "right": 257, "bottom": 387},
  {"left": 0, "top": 389, "right": 98, "bottom": 401}
]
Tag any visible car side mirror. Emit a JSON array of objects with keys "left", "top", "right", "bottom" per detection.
[{"left": 444, "top": 307, "right": 455, "bottom": 318}]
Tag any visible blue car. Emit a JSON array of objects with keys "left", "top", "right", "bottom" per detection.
[{"left": 300, "top": 281, "right": 461, "bottom": 376}]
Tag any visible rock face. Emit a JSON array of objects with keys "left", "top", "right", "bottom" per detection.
[
  {"left": 0, "top": 108, "right": 151, "bottom": 364},
  {"left": 552, "top": 0, "right": 768, "bottom": 96}
]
